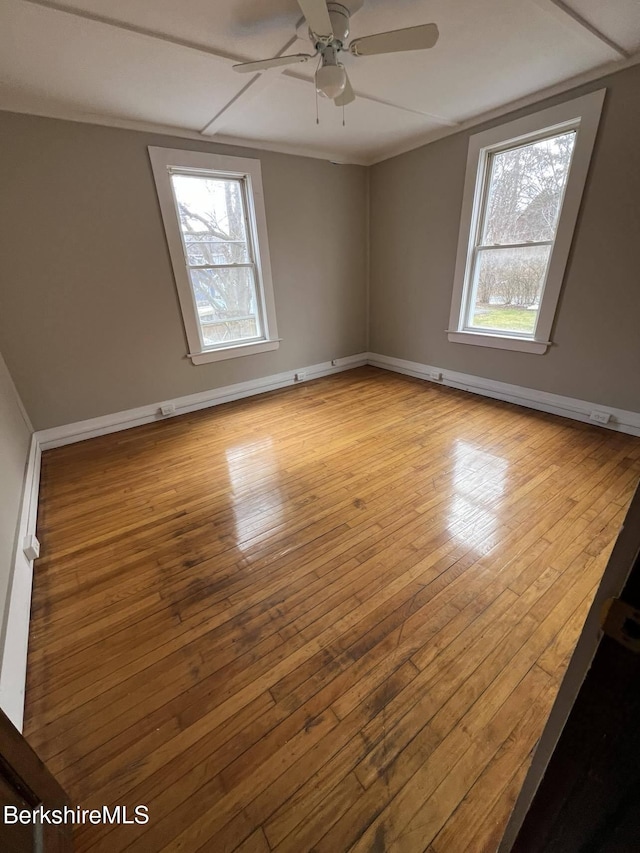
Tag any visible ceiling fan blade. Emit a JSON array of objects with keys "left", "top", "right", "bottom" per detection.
[
  {"left": 334, "top": 72, "right": 355, "bottom": 107},
  {"left": 297, "top": 0, "right": 333, "bottom": 38},
  {"left": 232, "top": 53, "right": 314, "bottom": 73},
  {"left": 350, "top": 23, "right": 439, "bottom": 56}
]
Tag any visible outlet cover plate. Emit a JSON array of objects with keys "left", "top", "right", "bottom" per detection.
[{"left": 23, "top": 534, "right": 40, "bottom": 561}]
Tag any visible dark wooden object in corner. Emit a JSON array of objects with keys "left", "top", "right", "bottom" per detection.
[
  {"left": 512, "top": 546, "right": 640, "bottom": 852},
  {"left": 0, "top": 707, "right": 72, "bottom": 852}
]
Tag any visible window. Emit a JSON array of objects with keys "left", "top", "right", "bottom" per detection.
[
  {"left": 149, "top": 147, "right": 279, "bottom": 364},
  {"left": 448, "top": 90, "right": 605, "bottom": 355}
]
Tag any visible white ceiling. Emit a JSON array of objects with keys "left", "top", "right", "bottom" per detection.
[{"left": 0, "top": 0, "right": 639, "bottom": 164}]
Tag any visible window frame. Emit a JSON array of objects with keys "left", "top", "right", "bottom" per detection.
[
  {"left": 149, "top": 146, "right": 279, "bottom": 365},
  {"left": 448, "top": 89, "right": 605, "bottom": 355}
]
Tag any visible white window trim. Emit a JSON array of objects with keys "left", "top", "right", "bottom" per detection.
[
  {"left": 448, "top": 89, "right": 605, "bottom": 355},
  {"left": 149, "top": 146, "right": 280, "bottom": 365}
]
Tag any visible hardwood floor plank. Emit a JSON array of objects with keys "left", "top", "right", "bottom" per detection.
[
  {"left": 462, "top": 760, "right": 531, "bottom": 853},
  {"left": 345, "top": 666, "right": 552, "bottom": 853},
  {"left": 230, "top": 827, "right": 271, "bottom": 853},
  {"left": 431, "top": 672, "right": 556, "bottom": 852}
]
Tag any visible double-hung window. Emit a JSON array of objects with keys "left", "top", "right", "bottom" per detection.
[
  {"left": 149, "top": 147, "right": 279, "bottom": 364},
  {"left": 448, "top": 90, "right": 605, "bottom": 354}
]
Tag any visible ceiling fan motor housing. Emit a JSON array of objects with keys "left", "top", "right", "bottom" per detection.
[{"left": 315, "top": 2, "right": 350, "bottom": 48}]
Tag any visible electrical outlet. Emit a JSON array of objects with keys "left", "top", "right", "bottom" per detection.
[
  {"left": 160, "top": 403, "right": 175, "bottom": 416},
  {"left": 430, "top": 371, "right": 443, "bottom": 381},
  {"left": 23, "top": 534, "right": 40, "bottom": 561},
  {"left": 295, "top": 371, "right": 307, "bottom": 382},
  {"left": 589, "top": 410, "right": 611, "bottom": 425}
]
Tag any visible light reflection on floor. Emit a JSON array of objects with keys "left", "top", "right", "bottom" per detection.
[
  {"left": 225, "top": 437, "right": 284, "bottom": 551},
  {"left": 447, "top": 439, "right": 509, "bottom": 549}
]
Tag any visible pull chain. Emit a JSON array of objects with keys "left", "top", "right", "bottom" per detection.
[
  {"left": 342, "top": 104, "right": 345, "bottom": 127},
  {"left": 315, "top": 53, "right": 322, "bottom": 125}
]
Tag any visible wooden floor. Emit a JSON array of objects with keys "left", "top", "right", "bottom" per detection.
[{"left": 24, "top": 367, "right": 640, "bottom": 853}]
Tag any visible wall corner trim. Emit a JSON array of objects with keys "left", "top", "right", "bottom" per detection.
[{"left": 0, "top": 435, "right": 41, "bottom": 731}]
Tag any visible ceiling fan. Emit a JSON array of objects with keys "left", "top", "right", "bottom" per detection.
[{"left": 232, "top": 0, "right": 439, "bottom": 106}]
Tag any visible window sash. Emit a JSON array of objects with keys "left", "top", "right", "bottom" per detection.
[
  {"left": 168, "top": 171, "right": 268, "bottom": 351},
  {"left": 477, "top": 131, "right": 576, "bottom": 250},
  {"left": 170, "top": 170, "right": 255, "bottom": 267},
  {"left": 186, "top": 262, "right": 256, "bottom": 270},
  {"left": 464, "top": 241, "right": 554, "bottom": 336},
  {"left": 475, "top": 241, "right": 554, "bottom": 251},
  {"left": 189, "top": 265, "right": 264, "bottom": 350},
  {"left": 461, "top": 129, "right": 576, "bottom": 337},
  {"left": 463, "top": 245, "right": 552, "bottom": 338}
]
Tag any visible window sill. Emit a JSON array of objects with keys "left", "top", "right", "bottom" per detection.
[
  {"left": 447, "top": 330, "right": 550, "bottom": 355},
  {"left": 189, "top": 339, "right": 280, "bottom": 365}
]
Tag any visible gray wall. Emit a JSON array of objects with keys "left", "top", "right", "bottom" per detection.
[
  {"left": 2, "top": 64, "right": 640, "bottom": 432},
  {"left": 0, "top": 351, "right": 31, "bottom": 649},
  {"left": 369, "top": 63, "right": 640, "bottom": 413},
  {"left": 0, "top": 113, "right": 368, "bottom": 430}
]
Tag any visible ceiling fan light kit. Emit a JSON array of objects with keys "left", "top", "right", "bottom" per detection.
[
  {"left": 316, "top": 62, "right": 347, "bottom": 99},
  {"left": 232, "top": 0, "right": 440, "bottom": 112}
]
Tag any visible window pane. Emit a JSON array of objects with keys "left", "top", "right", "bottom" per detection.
[
  {"left": 468, "top": 245, "right": 551, "bottom": 335},
  {"left": 190, "top": 267, "right": 261, "bottom": 346},
  {"left": 171, "top": 174, "right": 250, "bottom": 266},
  {"left": 482, "top": 131, "right": 576, "bottom": 245}
]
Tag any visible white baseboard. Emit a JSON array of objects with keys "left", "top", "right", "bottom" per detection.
[
  {"left": 367, "top": 352, "right": 640, "bottom": 437},
  {"left": 0, "top": 435, "right": 41, "bottom": 731},
  {"left": 37, "top": 354, "right": 369, "bottom": 450}
]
